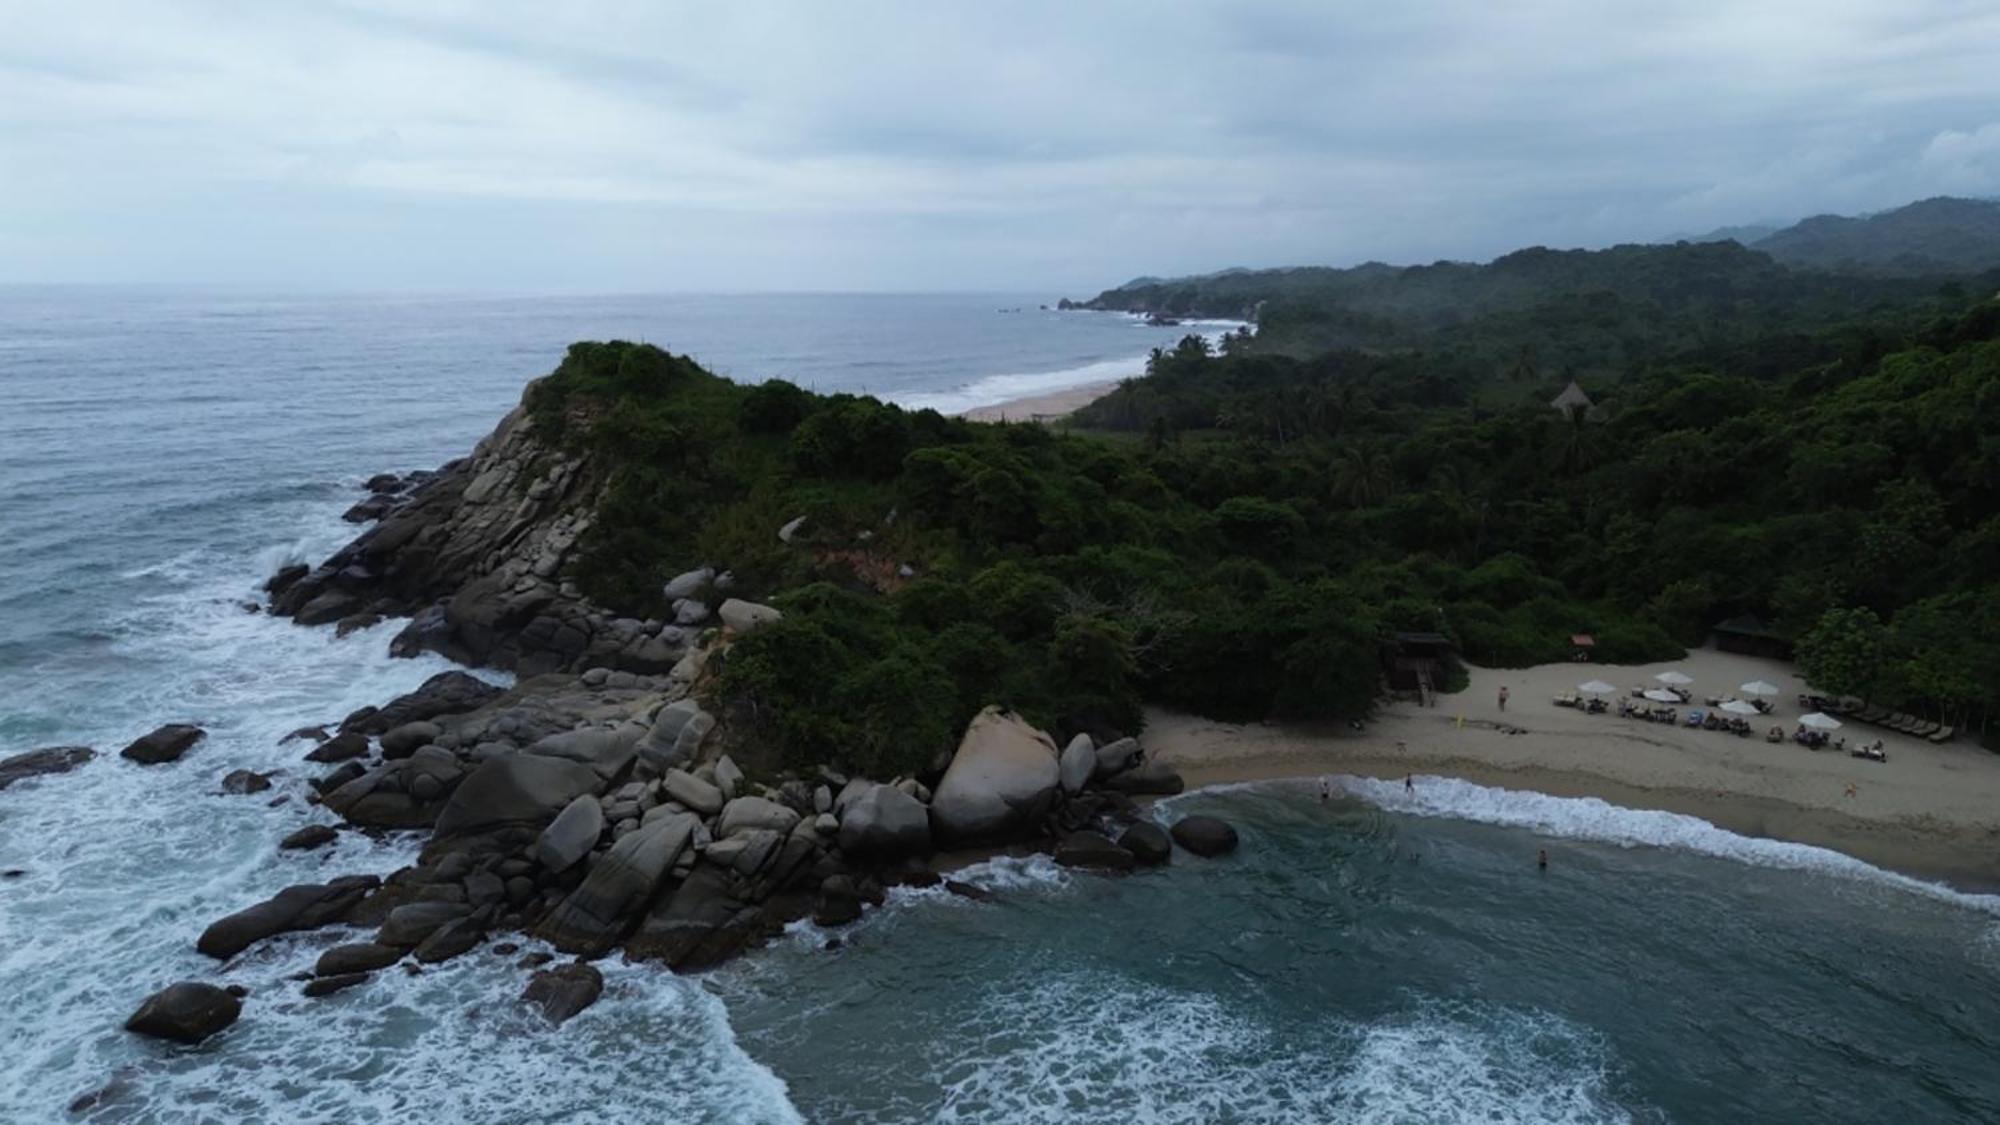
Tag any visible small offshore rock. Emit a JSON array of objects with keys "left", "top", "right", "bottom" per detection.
[
  {"left": 1119, "top": 821, "right": 1172, "bottom": 866},
  {"left": 1054, "top": 830, "right": 1136, "bottom": 872},
  {"left": 1170, "top": 815, "right": 1240, "bottom": 857},
  {"left": 521, "top": 962, "right": 604, "bottom": 1026},
  {"left": 220, "top": 769, "right": 274, "bottom": 795},
  {"left": 120, "top": 724, "right": 205, "bottom": 765},
  {"left": 943, "top": 879, "right": 994, "bottom": 902},
  {"left": 280, "top": 824, "right": 338, "bottom": 851},
  {"left": 303, "top": 972, "right": 371, "bottom": 998},
  {"left": 124, "top": 982, "right": 241, "bottom": 1045},
  {"left": 0, "top": 746, "right": 93, "bottom": 792}
]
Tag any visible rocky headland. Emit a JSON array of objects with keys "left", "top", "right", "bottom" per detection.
[{"left": 90, "top": 361, "right": 1233, "bottom": 1045}]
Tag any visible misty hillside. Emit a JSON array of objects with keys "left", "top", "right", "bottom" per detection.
[{"left": 1750, "top": 196, "right": 2000, "bottom": 275}]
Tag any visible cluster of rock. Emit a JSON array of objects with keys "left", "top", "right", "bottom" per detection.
[
  {"left": 127, "top": 642, "right": 1230, "bottom": 1044},
  {"left": 108, "top": 392, "right": 1246, "bottom": 1048},
  {"left": 338, "top": 470, "right": 434, "bottom": 524},
  {"left": 1, "top": 722, "right": 219, "bottom": 795}
]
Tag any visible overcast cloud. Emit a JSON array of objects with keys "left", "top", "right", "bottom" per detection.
[{"left": 3, "top": 1, "right": 1998, "bottom": 292}]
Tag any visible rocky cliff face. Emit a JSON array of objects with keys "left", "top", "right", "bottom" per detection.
[{"left": 269, "top": 385, "right": 685, "bottom": 677}]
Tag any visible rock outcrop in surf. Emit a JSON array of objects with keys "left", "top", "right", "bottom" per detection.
[{"left": 268, "top": 387, "right": 680, "bottom": 678}]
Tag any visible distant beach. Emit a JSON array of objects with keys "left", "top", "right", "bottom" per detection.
[
  {"left": 961, "top": 379, "right": 1120, "bottom": 422},
  {"left": 1146, "top": 646, "right": 2000, "bottom": 888}
]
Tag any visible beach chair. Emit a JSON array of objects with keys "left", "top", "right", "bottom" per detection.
[
  {"left": 1858, "top": 706, "right": 1889, "bottom": 724},
  {"left": 1909, "top": 720, "right": 1940, "bottom": 739},
  {"left": 1929, "top": 726, "right": 1955, "bottom": 744}
]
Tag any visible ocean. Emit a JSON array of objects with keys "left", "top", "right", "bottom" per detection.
[{"left": 2, "top": 288, "right": 1997, "bottom": 1123}]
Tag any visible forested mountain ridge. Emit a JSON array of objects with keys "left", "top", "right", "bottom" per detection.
[
  {"left": 1069, "top": 197, "right": 2000, "bottom": 365},
  {"left": 1751, "top": 196, "right": 2000, "bottom": 276}
]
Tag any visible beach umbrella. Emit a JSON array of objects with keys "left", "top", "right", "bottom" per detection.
[
  {"left": 1719, "top": 699, "right": 1760, "bottom": 716},
  {"left": 1643, "top": 689, "right": 1682, "bottom": 703},
  {"left": 1739, "top": 680, "right": 1780, "bottom": 697},
  {"left": 1654, "top": 671, "right": 1694, "bottom": 686},
  {"left": 1799, "top": 712, "right": 1842, "bottom": 731},
  {"left": 1578, "top": 680, "right": 1616, "bottom": 695}
]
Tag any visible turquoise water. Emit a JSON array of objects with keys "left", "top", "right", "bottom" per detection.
[{"left": 2, "top": 289, "right": 1997, "bottom": 1122}]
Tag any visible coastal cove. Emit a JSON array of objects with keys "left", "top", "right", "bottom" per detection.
[{"left": 4, "top": 287, "right": 2000, "bottom": 1123}]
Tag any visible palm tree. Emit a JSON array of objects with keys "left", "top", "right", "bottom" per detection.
[
  {"left": 1330, "top": 445, "right": 1394, "bottom": 508},
  {"left": 1507, "top": 344, "right": 1539, "bottom": 384},
  {"left": 1550, "top": 408, "right": 1601, "bottom": 476}
]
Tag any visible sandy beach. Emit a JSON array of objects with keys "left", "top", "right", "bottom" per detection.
[
  {"left": 961, "top": 380, "right": 1119, "bottom": 422},
  {"left": 1144, "top": 646, "right": 2000, "bottom": 887}
]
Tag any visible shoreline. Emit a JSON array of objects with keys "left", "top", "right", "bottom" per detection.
[
  {"left": 1167, "top": 750, "right": 2000, "bottom": 895},
  {"left": 1142, "top": 647, "right": 2000, "bottom": 895}
]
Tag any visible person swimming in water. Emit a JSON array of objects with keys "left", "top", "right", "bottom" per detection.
[
  {"left": 1537, "top": 848, "right": 1548, "bottom": 871},
  {"left": 1319, "top": 778, "right": 1331, "bottom": 802}
]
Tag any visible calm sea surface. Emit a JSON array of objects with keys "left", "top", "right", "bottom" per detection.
[{"left": 1, "top": 289, "right": 1995, "bottom": 1123}]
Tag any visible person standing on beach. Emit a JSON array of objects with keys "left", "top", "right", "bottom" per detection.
[{"left": 1498, "top": 685, "right": 1509, "bottom": 711}]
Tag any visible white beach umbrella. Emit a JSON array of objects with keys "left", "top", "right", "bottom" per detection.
[
  {"left": 1739, "top": 680, "right": 1780, "bottom": 697},
  {"left": 1578, "top": 680, "right": 1616, "bottom": 695},
  {"left": 1798, "top": 712, "right": 1842, "bottom": 731},
  {"left": 1643, "top": 689, "right": 1682, "bottom": 703},
  {"left": 1718, "top": 699, "right": 1760, "bottom": 716},
  {"left": 1654, "top": 671, "right": 1694, "bottom": 686}
]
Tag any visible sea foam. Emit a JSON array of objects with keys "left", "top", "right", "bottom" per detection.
[
  {"left": 921, "top": 974, "right": 1637, "bottom": 1125},
  {"left": 1321, "top": 774, "right": 2000, "bottom": 917},
  {"left": 890, "top": 319, "right": 1246, "bottom": 416}
]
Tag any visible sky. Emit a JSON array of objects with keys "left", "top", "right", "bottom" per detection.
[{"left": 3, "top": 1, "right": 1999, "bottom": 293}]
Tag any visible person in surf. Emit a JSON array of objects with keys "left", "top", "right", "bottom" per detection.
[{"left": 1538, "top": 848, "right": 1548, "bottom": 871}]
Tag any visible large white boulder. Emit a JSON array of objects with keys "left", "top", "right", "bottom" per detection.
[
  {"left": 662, "top": 566, "right": 714, "bottom": 601},
  {"left": 1058, "top": 733, "right": 1095, "bottom": 795},
  {"left": 718, "top": 599, "right": 782, "bottom": 635},
  {"left": 929, "top": 707, "right": 1061, "bottom": 846}
]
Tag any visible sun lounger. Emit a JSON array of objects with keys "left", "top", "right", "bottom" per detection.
[
  {"left": 1858, "top": 706, "right": 1889, "bottom": 724},
  {"left": 1929, "top": 726, "right": 1954, "bottom": 744},
  {"left": 1909, "top": 720, "right": 1940, "bottom": 738}
]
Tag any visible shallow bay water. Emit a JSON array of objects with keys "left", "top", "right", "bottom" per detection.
[{"left": 2, "top": 289, "right": 1997, "bottom": 1123}]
